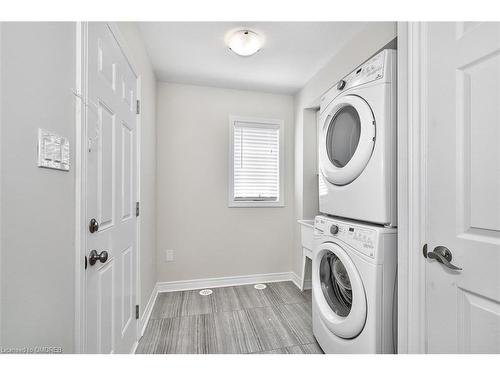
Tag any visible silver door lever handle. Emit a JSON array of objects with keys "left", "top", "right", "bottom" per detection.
[{"left": 425, "top": 245, "right": 462, "bottom": 271}]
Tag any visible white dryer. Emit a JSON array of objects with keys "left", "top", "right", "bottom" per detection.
[
  {"left": 312, "top": 215, "right": 397, "bottom": 354},
  {"left": 318, "top": 49, "right": 397, "bottom": 226}
]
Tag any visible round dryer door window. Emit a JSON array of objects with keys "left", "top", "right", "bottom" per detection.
[
  {"left": 313, "top": 242, "right": 367, "bottom": 339},
  {"left": 319, "top": 95, "right": 375, "bottom": 186},
  {"left": 326, "top": 105, "right": 361, "bottom": 169}
]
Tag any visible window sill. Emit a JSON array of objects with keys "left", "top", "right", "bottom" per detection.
[{"left": 228, "top": 200, "right": 285, "bottom": 208}]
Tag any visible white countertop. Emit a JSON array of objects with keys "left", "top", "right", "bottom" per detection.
[{"left": 297, "top": 219, "right": 314, "bottom": 228}]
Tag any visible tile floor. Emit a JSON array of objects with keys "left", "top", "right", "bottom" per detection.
[{"left": 135, "top": 281, "right": 323, "bottom": 354}]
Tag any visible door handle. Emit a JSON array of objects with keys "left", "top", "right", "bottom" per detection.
[
  {"left": 423, "top": 245, "right": 462, "bottom": 271},
  {"left": 88, "top": 250, "right": 108, "bottom": 266}
]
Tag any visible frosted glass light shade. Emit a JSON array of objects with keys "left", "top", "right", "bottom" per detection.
[{"left": 226, "top": 30, "right": 262, "bottom": 56}]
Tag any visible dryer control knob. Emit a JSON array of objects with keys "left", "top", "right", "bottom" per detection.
[
  {"left": 330, "top": 225, "right": 339, "bottom": 235},
  {"left": 337, "top": 80, "right": 346, "bottom": 90}
]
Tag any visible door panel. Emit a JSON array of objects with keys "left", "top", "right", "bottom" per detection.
[
  {"left": 457, "top": 289, "right": 500, "bottom": 353},
  {"left": 98, "top": 37, "right": 116, "bottom": 90},
  {"left": 121, "top": 123, "right": 133, "bottom": 220},
  {"left": 98, "top": 102, "right": 115, "bottom": 229},
  {"left": 86, "top": 22, "right": 138, "bottom": 354},
  {"left": 460, "top": 52, "right": 500, "bottom": 232},
  {"left": 98, "top": 262, "right": 114, "bottom": 353},
  {"left": 121, "top": 246, "right": 133, "bottom": 335},
  {"left": 426, "top": 22, "right": 500, "bottom": 353}
]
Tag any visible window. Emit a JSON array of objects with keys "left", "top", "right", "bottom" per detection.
[{"left": 229, "top": 116, "right": 284, "bottom": 207}]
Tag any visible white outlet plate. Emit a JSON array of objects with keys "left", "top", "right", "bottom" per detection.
[{"left": 165, "top": 250, "right": 174, "bottom": 262}]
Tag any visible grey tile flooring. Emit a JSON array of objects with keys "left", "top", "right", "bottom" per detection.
[
  {"left": 256, "top": 343, "right": 324, "bottom": 354},
  {"left": 211, "top": 309, "right": 262, "bottom": 354},
  {"left": 149, "top": 289, "right": 216, "bottom": 319},
  {"left": 136, "top": 281, "right": 322, "bottom": 354}
]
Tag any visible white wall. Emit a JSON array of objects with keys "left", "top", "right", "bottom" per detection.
[
  {"left": 156, "top": 83, "right": 295, "bottom": 282},
  {"left": 293, "top": 22, "right": 398, "bottom": 276},
  {"left": 116, "top": 22, "right": 158, "bottom": 317},
  {"left": 0, "top": 22, "right": 76, "bottom": 352}
]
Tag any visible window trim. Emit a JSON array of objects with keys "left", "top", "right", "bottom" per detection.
[{"left": 228, "top": 115, "right": 285, "bottom": 208}]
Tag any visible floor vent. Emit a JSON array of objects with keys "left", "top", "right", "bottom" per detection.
[
  {"left": 199, "top": 289, "right": 213, "bottom": 296},
  {"left": 254, "top": 283, "right": 267, "bottom": 290}
]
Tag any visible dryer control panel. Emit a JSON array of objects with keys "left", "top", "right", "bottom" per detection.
[
  {"left": 314, "top": 216, "right": 377, "bottom": 259},
  {"left": 340, "top": 52, "right": 385, "bottom": 92},
  {"left": 319, "top": 49, "right": 395, "bottom": 114}
]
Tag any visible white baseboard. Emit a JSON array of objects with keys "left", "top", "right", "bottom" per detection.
[
  {"left": 138, "top": 284, "right": 158, "bottom": 339},
  {"left": 156, "top": 272, "right": 294, "bottom": 294},
  {"left": 290, "top": 272, "right": 302, "bottom": 289},
  {"left": 290, "top": 272, "right": 312, "bottom": 291},
  {"left": 130, "top": 340, "right": 139, "bottom": 354}
]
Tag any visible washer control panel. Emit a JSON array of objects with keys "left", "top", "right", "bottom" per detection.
[{"left": 315, "top": 217, "right": 377, "bottom": 258}]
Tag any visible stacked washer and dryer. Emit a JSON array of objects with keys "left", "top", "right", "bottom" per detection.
[{"left": 312, "top": 49, "right": 398, "bottom": 354}]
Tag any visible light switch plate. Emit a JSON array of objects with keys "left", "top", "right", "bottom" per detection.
[
  {"left": 37, "top": 129, "right": 70, "bottom": 171},
  {"left": 165, "top": 250, "right": 175, "bottom": 262}
]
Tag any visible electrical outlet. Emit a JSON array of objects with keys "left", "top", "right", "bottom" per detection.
[{"left": 165, "top": 250, "right": 175, "bottom": 262}]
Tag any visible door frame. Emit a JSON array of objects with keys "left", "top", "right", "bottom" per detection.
[
  {"left": 74, "top": 22, "right": 142, "bottom": 354},
  {"left": 396, "top": 21, "right": 427, "bottom": 354}
]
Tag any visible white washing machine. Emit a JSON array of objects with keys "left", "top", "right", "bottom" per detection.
[
  {"left": 318, "top": 49, "right": 397, "bottom": 227},
  {"left": 312, "top": 215, "right": 397, "bottom": 354}
]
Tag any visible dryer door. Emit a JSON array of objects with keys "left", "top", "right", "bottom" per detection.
[
  {"left": 313, "top": 242, "right": 367, "bottom": 339},
  {"left": 319, "top": 95, "right": 375, "bottom": 186}
]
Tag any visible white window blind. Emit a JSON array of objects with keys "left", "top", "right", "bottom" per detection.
[{"left": 233, "top": 121, "right": 280, "bottom": 201}]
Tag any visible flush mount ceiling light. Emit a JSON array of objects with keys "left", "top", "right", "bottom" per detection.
[{"left": 226, "top": 29, "right": 263, "bottom": 57}]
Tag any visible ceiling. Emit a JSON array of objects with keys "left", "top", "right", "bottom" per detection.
[{"left": 137, "top": 22, "right": 368, "bottom": 95}]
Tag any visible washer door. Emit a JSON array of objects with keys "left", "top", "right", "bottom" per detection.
[
  {"left": 319, "top": 95, "right": 375, "bottom": 186},
  {"left": 313, "top": 242, "right": 367, "bottom": 339}
]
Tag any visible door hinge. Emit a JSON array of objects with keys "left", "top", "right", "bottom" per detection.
[
  {"left": 135, "top": 304, "right": 140, "bottom": 319},
  {"left": 136, "top": 99, "right": 140, "bottom": 115},
  {"left": 136, "top": 202, "right": 140, "bottom": 217}
]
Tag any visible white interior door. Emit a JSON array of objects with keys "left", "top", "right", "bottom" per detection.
[
  {"left": 85, "top": 23, "right": 138, "bottom": 354},
  {"left": 425, "top": 22, "right": 500, "bottom": 353}
]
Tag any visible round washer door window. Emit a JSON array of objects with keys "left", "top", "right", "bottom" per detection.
[
  {"left": 312, "top": 242, "right": 367, "bottom": 339},
  {"left": 320, "top": 252, "right": 353, "bottom": 317},
  {"left": 319, "top": 95, "right": 375, "bottom": 186}
]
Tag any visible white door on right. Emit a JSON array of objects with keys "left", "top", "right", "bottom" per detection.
[{"left": 426, "top": 22, "right": 500, "bottom": 353}]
